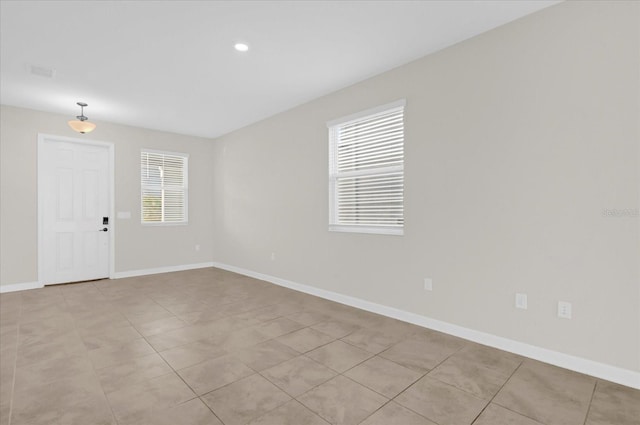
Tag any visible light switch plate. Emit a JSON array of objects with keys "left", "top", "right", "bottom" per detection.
[
  {"left": 558, "top": 301, "right": 572, "bottom": 319},
  {"left": 423, "top": 278, "right": 433, "bottom": 291},
  {"left": 515, "top": 293, "right": 527, "bottom": 310}
]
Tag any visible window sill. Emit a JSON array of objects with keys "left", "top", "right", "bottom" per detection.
[
  {"left": 329, "top": 225, "right": 403, "bottom": 236},
  {"left": 141, "top": 221, "right": 189, "bottom": 226}
]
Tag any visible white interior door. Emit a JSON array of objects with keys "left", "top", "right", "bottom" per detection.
[{"left": 39, "top": 135, "right": 112, "bottom": 285}]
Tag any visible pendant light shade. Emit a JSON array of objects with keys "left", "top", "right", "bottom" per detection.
[{"left": 68, "top": 102, "right": 96, "bottom": 134}]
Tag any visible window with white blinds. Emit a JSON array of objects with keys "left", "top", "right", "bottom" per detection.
[
  {"left": 141, "top": 150, "right": 188, "bottom": 224},
  {"left": 328, "top": 100, "right": 405, "bottom": 235}
]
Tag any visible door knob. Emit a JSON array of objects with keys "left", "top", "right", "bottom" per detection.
[{"left": 99, "top": 227, "right": 108, "bottom": 232}]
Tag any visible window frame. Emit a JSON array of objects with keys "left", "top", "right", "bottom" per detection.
[
  {"left": 140, "top": 148, "right": 189, "bottom": 225},
  {"left": 327, "top": 99, "right": 406, "bottom": 236}
]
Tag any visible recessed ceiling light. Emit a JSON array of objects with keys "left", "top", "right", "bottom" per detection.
[{"left": 234, "top": 43, "right": 249, "bottom": 52}]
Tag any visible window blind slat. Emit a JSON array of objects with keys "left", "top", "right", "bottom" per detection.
[
  {"left": 329, "top": 103, "right": 404, "bottom": 233},
  {"left": 141, "top": 150, "right": 188, "bottom": 224},
  {"left": 339, "top": 123, "right": 403, "bottom": 143}
]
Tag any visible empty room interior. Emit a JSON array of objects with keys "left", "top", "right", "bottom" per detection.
[{"left": 0, "top": 1, "right": 638, "bottom": 425}]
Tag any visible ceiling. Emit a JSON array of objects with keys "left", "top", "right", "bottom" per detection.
[{"left": 1, "top": 1, "right": 559, "bottom": 139}]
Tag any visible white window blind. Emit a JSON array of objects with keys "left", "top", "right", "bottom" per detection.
[
  {"left": 328, "top": 100, "right": 405, "bottom": 235},
  {"left": 141, "top": 150, "right": 188, "bottom": 224}
]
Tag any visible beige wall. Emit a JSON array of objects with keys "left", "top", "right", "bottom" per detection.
[
  {"left": 0, "top": 105, "right": 214, "bottom": 284},
  {"left": 211, "top": 1, "right": 640, "bottom": 371}
]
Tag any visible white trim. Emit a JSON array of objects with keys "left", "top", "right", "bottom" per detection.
[
  {"left": 210, "top": 261, "right": 640, "bottom": 390},
  {"left": 326, "top": 99, "right": 406, "bottom": 128},
  {"left": 0, "top": 281, "right": 44, "bottom": 293},
  {"left": 108, "top": 144, "right": 115, "bottom": 279},
  {"left": 3, "top": 262, "right": 216, "bottom": 291},
  {"left": 37, "top": 133, "right": 116, "bottom": 286},
  {"left": 113, "top": 262, "right": 215, "bottom": 279},
  {"left": 140, "top": 222, "right": 189, "bottom": 227},
  {"left": 329, "top": 225, "right": 404, "bottom": 236},
  {"left": 140, "top": 148, "right": 191, "bottom": 159}
]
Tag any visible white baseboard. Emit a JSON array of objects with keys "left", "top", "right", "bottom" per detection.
[
  {"left": 113, "top": 262, "right": 215, "bottom": 279},
  {"left": 211, "top": 261, "right": 640, "bottom": 390},
  {"left": 0, "top": 281, "right": 44, "bottom": 293},
  {"left": 0, "top": 262, "right": 216, "bottom": 292}
]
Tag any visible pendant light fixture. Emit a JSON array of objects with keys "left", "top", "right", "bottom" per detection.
[{"left": 68, "top": 102, "right": 96, "bottom": 134}]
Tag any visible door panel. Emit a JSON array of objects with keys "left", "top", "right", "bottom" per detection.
[
  {"left": 41, "top": 138, "right": 110, "bottom": 285},
  {"left": 83, "top": 169, "right": 99, "bottom": 218},
  {"left": 57, "top": 168, "right": 74, "bottom": 219},
  {"left": 83, "top": 231, "right": 100, "bottom": 268},
  {"left": 56, "top": 232, "right": 74, "bottom": 271}
]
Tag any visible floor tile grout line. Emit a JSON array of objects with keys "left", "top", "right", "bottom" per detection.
[
  {"left": 256, "top": 369, "right": 300, "bottom": 398},
  {"left": 196, "top": 329, "right": 318, "bottom": 394},
  {"left": 353, "top": 399, "right": 396, "bottom": 425},
  {"left": 199, "top": 397, "right": 227, "bottom": 425},
  {"left": 338, "top": 344, "right": 444, "bottom": 425},
  {"left": 384, "top": 344, "right": 523, "bottom": 425},
  {"left": 335, "top": 374, "right": 399, "bottom": 425},
  {"left": 339, "top": 359, "right": 420, "bottom": 402},
  {"left": 138, "top": 303, "right": 307, "bottom": 357},
  {"left": 143, "top": 320, "right": 293, "bottom": 424},
  {"left": 470, "top": 360, "right": 547, "bottom": 425},
  {"left": 384, "top": 375, "right": 448, "bottom": 424},
  {"left": 297, "top": 401, "right": 333, "bottom": 425},
  {"left": 256, "top": 353, "right": 336, "bottom": 399},
  {"left": 582, "top": 380, "right": 598, "bottom": 425},
  {"left": 466, "top": 359, "right": 525, "bottom": 425},
  {"left": 337, "top": 335, "right": 393, "bottom": 354},
  {"left": 225, "top": 324, "right": 388, "bottom": 422},
  {"left": 239, "top": 395, "right": 292, "bottom": 425},
  {"left": 136, "top": 322, "right": 230, "bottom": 425},
  {"left": 371, "top": 340, "right": 472, "bottom": 425}
]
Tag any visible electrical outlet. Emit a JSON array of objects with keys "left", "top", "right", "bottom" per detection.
[
  {"left": 515, "top": 293, "right": 527, "bottom": 310},
  {"left": 195, "top": 244, "right": 200, "bottom": 252},
  {"left": 558, "top": 301, "right": 572, "bottom": 319},
  {"left": 423, "top": 278, "right": 433, "bottom": 291},
  {"left": 271, "top": 252, "right": 276, "bottom": 261}
]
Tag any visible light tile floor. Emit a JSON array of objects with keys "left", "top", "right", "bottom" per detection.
[{"left": 0, "top": 268, "right": 638, "bottom": 425}]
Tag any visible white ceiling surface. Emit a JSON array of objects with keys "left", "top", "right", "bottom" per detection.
[{"left": 1, "top": 1, "right": 559, "bottom": 139}]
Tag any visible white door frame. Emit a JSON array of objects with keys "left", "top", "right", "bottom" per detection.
[{"left": 37, "top": 133, "right": 116, "bottom": 285}]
